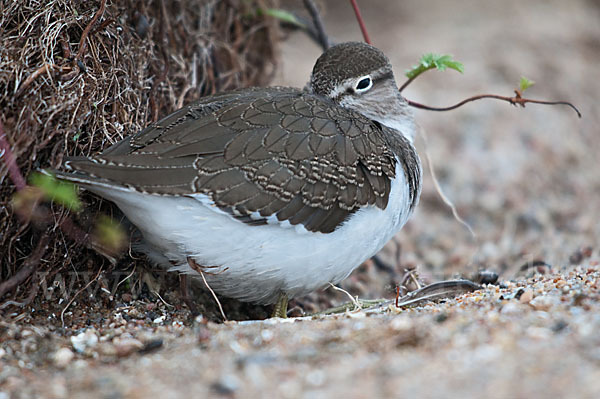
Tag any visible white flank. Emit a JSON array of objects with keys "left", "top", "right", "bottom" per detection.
[{"left": 89, "top": 159, "right": 416, "bottom": 305}]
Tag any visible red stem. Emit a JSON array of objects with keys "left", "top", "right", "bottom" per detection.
[
  {"left": 0, "top": 119, "right": 26, "bottom": 191},
  {"left": 349, "top": 0, "right": 371, "bottom": 45},
  {"left": 407, "top": 94, "right": 582, "bottom": 118},
  {"left": 75, "top": 0, "right": 107, "bottom": 62}
]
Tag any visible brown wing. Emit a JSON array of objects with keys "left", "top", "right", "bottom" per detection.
[{"left": 65, "top": 87, "right": 400, "bottom": 233}]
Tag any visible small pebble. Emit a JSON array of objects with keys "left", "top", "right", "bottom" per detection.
[
  {"left": 71, "top": 329, "right": 99, "bottom": 353},
  {"left": 530, "top": 295, "right": 554, "bottom": 311},
  {"left": 519, "top": 289, "right": 533, "bottom": 304},
  {"left": 501, "top": 302, "right": 522, "bottom": 315},
  {"left": 113, "top": 337, "right": 144, "bottom": 357},
  {"left": 390, "top": 317, "right": 411, "bottom": 331},
  {"left": 53, "top": 347, "right": 74, "bottom": 368},
  {"left": 211, "top": 375, "right": 240, "bottom": 395}
]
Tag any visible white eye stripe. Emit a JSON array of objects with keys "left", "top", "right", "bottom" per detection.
[{"left": 354, "top": 75, "right": 373, "bottom": 92}]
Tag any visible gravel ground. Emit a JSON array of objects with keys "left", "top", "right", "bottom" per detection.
[
  {"left": 2, "top": 266, "right": 599, "bottom": 398},
  {"left": 2, "top": 0, "right": 600, "bottom": 397}
]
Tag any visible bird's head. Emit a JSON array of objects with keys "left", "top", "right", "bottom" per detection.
[{"left": 309, "top": 42, "right": 415, "bottom": 142}]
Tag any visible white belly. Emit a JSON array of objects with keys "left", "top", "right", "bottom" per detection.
[{"left": 92, "top": 161, "right": 418, "bottom": 304}]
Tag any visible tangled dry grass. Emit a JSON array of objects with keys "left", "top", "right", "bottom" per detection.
[{"left": 0, "top": 0, "right": 279, "bottom": 308}]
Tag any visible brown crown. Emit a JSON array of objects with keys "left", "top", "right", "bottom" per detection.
[{"left": 310, "top": 42, "right": 392, "bottom": 97}]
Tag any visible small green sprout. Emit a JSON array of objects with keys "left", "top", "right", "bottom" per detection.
[
  {"left": 94, "top": 215, "right": 127, "bottom": 255},
  {"left": 405, "top": 53, "right": 464, "bottom": 80},
  {"left": 519, "top": 76, "right": 535, "bottom": 92},
  {"left": 29, "top": 172, "right": 82, "bottom": 211},
  {"left": 260, "top": 9, "right": 306, "bottom": 28}
]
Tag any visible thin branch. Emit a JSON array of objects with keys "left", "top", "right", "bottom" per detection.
[
  {"left": 0, "top": 274, "right": 40, "bottom": 310},
  {"left": 418, "top": 125, "right": 477, "bottom": 238},
  {"left": 0, "top": 119, "right": 26, "bottom": 190},
  {"left": 74, "top": 0, "right": 107, "bottom": 62},
  {"left": 349, "top": 0, "right": 371, "bottom": 45},
  {"left": 408, "top": 93, "right": 582, "bottom": 118},
  {"left": 394, "top": 280, "right": 481, "bottom": 308},
  {"left": 0, "top": 236, "right": 49, "bottom": 300},
  {"left": 199, "top": 270, "right": 228, "bottom": 322},
  {"left": 302, "top": 0, "right": 329, "bottom": 50},
  {"left": 91, "top": 16, "right": 116, "bottom": 35},
  {"left": 399, "top": 75, "right": 418, "bottom": 93},
  {"left": 58, "top": 216, "right": 90, "bottom": 246},
  {"left": 115, "top": 265, "right": 137, "bottom": 291},
  {"left": 153, "top": 290, "right": 174, "bottom": 308},
  {"left": 61, "top": 267, "right": 104, "bottom": 327},
  {"left": 328, "top": 283, "right": 361, "bottom": 310},
  {"left": 15, "top": 64, "right": 73, "bottom": 97},
  {"left": 370, "top": 280, "right": 482, "bottom": 311}
]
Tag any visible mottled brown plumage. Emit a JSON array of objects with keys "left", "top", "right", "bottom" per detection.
[{"left": 65, "top": 86, "right": 419, "bottom": 234}]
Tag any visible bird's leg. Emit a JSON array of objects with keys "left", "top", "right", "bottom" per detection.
[
  {"left": 271, "top": 292, "right": 289, "bottom": 318},
  {"left": 179, "top": 274, "right": 199, "bottom": 316}
]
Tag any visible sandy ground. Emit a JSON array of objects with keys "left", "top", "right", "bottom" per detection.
[{"left": 2, "top": 0, "right": 600, "bottom": 397}]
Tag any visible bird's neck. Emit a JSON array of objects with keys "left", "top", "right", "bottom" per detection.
[{"left": 362, "top": 108, "right": 416, "bottom": 143}]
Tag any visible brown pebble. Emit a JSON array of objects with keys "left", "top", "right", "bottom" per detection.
[
  {"left": 519, "top": 289, "right": 533, "bottom": 304},
  {"left": 113, "top": 337, "right": 144, "bottom": 357},
  {"left": 53, "top": 347, "right": 74, "bottom": 368}
]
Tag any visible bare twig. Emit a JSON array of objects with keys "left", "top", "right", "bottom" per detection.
[
  {"left": 398, "top": 267, "right": 423, "bottom": 294},
  {"left": 59, "top": 34, "right": 72, "bottom": 59},
  {"left": 179, "top": 274, "right": 199, "bottom": 315},
  {"left": 408, "top": 270, "right": 422, "bottom": 289},
  {"left": 15, "top": 64, "right": 73, "bottom": 97},
  {"left": 0, "top": 236, "right": 49, "bottom": 300},
  {"left": 154, "top": 290, "right": 174, "bottom": 308},
  {"left": 0, "top": 120, "right": 26, "bottom": 191},
  {"left": 399, "top": 75, "right": 418, "bottom": 93},
  {"left": 303, "top": 0, "right": 330, "bottom": 50},
  {"left": 58, "top": 216, "right": 90, "bottom": 246},
  {"left": 418, "top": 125, "right": 477, "bottom": 238},
  {"left": 0, "top": 271, "right": 40, "bottom": 310},
  {"left": 373, "top": 279, "right": 482, "bottom": 311},
  {"left": 394, "top": 280, "right": 481, "bottom": 308},
  {"left": 74, "top": 0, "right": 107, "bottom": 62},
  {"left": 314, "top": 299, "right": 386, "bottom": 316},
  {"left": 115, "top": 265, "right": 137, "bottom": 291},
  {"left": 187, "top": 257, "right": 227, "bottom": 320},
  {"left": 408, "top": 93, "right": 582, "bottom": 118},
  {"left": 328, "top": 283, "right": 361, "bottom": 310},
  {"left": 61, "top": 267, "right": 104, "bottom": 327},
  {"left": 349, "top": 0, "right": 371, "bottom": 45},
  {"left": 199, "top": 270, "right": 228, "bottom": 322},
  {"left": 91, "top": 17, "right": 116, "bottom": 35},
  {"left": 149, "top": 0, "right": 170, "bottom": 122}
]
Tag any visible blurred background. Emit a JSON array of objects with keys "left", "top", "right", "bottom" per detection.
[{"left": 277, "top": 0, "right": 600, "bottom": 303}]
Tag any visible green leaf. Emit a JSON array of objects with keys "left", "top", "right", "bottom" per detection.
[
  {"left": 519, "top": 76, "right": 535, "bottom": 92},
  {"left": 95, "top": 215, "right": 127, "bottom": 255},
  {"left": 29, "top": 172, "right": 82, "bottom": 211},
  {"left": 405, "top": 53, "right": 464, "bottom": 79},
  {"left": 261, "top": 8, "right": 306, "bottom": 28}
]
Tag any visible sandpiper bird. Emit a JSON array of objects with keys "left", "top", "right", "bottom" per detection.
[{"left": 53, "top": 42, "right": 422, "bottom": 317}]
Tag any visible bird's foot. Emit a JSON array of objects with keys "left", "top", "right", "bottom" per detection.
[
  {"left": 271, "top": 292, "right": 289, "bottom": 318},
  {"left": 179, "top": 274, "right": 200, "bottom": 316}
]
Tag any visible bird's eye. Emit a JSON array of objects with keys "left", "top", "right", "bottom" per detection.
[{"left": 355, "top": 76, "right": 372, "bottom": 92}]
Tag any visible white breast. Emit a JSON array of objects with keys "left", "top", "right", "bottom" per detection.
[{"left": 91, "top": 159, "right": 417, "bottom": 304}]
